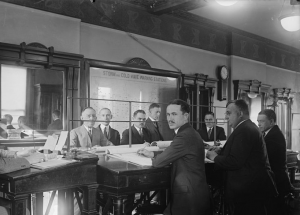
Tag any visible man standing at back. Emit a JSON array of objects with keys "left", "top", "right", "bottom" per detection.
[
  {"left": 98, "top": 108, "right": 120, "bottom": 145},
  {"left": 207, "top": 100, "right": 277, "bottom": 215},
  {"left": 70, "top": 107, "right": 113, "bottom": 149},
  {"left": 257, "top": 109, "right": 294, "bottom": 215},
  {"left": 145, "top": 103, "right": 164, "bottom": 141},
  {"left": 47, "top": 110, "right": 63, "bottom": 135},
  {"left": 138, "top": 99, "right": 211, "bottom": 215}
]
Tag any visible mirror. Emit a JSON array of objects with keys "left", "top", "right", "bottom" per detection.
[{"left": 0, "top": 64, "right": 64, "bottom": 140}]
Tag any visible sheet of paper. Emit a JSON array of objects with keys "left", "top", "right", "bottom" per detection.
[
  {"left": 108, "top": 153, "right": 152, "bottom": 166},
  {"left": 55, "top": 131, "right": 68, "bottom": 151},
  {"left": 43, "top": 135, "right": 58, "bottom": 150},
  {"left": 204, "top": 140, "right": 226, "bottom": 147},
  {"left": 31, "top": 159, "right": 76, "bottom": 170},
  {"left": 150, "top": 141, "right": 172, "bottom": 148}
]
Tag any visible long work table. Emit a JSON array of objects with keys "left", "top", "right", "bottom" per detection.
[{"left": 0, "top": 156, "right": 99, "bottom": 215}]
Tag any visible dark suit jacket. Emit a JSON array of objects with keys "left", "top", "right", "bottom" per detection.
[
  {"left": 70, "top": 125, "right": 113, "bottom": 148},
  {"left": 7, "top": 125, "right": 15, "bottom": 129},
  {"left": 47, "top": 119, "right": 63, "bottom": 135},
  {"left": 152, "top": 123, "right": 211, "bottom": 215},
  {"left": 197, "top": 126, "right": 226, "bottom": 142},
  {"left": 47, "top": 119, "right": 63, "bottom": 131},
  {"left": 98, "top": 125, "right": 120, "bottom": 146},
  {"left": 144, "top": 118, "right": 164, "bottom": 141},
  {"left": 214, "top": 119, "right": 277, "bottom": 203},
  {"left": 264, "top": 125, "right": 292, "bottom": 195},
  {"left": 120, "top": 126, "right": 152, "bottom": 145}
]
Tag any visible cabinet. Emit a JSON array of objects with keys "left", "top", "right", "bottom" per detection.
[{"left": 34, "top": 84, "right": 62, "bottom": 130}]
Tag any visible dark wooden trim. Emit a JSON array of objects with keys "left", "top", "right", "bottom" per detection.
[{"left": 85, "top": 59, "right": 182, "bottom": 78}]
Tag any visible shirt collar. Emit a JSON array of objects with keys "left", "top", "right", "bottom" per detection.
[
  {"left": 235, "top": 119, "right": 247, "bottom": 129},
  {"left": 148, "top": 116, "right": 157, "bottom": 121},
  {"left": 83, "top": 125, "right": 92, "bottom": 132},
  {"left": 264, "top": 126, "right": 274, "bottom": 136},
  {"left": 207, "top": 127, "right": 213, "bottom": 132},
  {"left": 100, "top": 124, "right": 110, "bottom": 131},
  {"left": 134, "top": 125, "right": 142, "bottom": 131},
  {"left": 174, "top": 127, "right": 180, "bottom": 134}
]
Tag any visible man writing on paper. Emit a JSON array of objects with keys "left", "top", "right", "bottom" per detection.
[
  {"left": 120, "top": 110, "right": 152, "bottom": 145},
  {"left": 98, "top": 108, "right": 120, "bottom": 145},
  {"left": 70, "top": 107, "right": 113, "bottom": 149},
  {"left": 145, "top": 103, "right": 164, "bottom": 141},
  {"left": 137, "top": 99, "right": 211, "bottom": 215},
  {"left": 206, "top": 100, "right": 277, "bottom": 215}
]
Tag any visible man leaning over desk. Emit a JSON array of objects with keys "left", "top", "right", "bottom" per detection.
[
  {"left": 70, "top": 107, "right": 113, "bottom": 149},
  {"left": 206, "top": 100, "right": 277, "bottom": 215},
  {"left": 138, "top": 99, "right": 211, "bottom": 215}
]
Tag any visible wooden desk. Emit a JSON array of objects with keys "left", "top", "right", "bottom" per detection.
[
  {"left": 0, "top": 157, "right": 98, "bottom": 215},
  {"left": 97, "top": 155, "right": 171, "bottom": 215}
]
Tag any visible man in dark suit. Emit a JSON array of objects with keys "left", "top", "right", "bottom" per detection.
[
  {"left": 98, "top": 108, "right": 120, "bottom": 145},
  {"left": 120, "top": 109, "right": 151, "bottom": 145},
  {"left": 197, "top": 111, "right": 226, "bottom": 142},
  {"left": 138, "top": 99, "right": 211, "bottom": 215},
  {"left": 257, "top": 109, "right": 294, "bottom": 215},
  {"left": 70, "top": 107, "right": 113, "bottom": 149},
  {"left": 47, "top": 110, "right": 63, "bottom": 135},
  {"left": 207, "top": 100, "right": 277, "bottom": 215},
  {"left": 145, "top": 103, "right": 164, "bottom": 141}
]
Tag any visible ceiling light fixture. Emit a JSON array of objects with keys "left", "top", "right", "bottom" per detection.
[
  {"left": 215, "top": 0, "right": 238, "bottom": 7},
  {"left": 279, "top": 14, "right": 300, "bottom": 32},
  {"left": 279, "top": 1, "right": 300, "bottom": 32},
  {"left": 247, "top": 92, "right": 258, "bottom": 99}
]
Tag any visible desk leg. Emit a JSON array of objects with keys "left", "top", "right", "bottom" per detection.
[
  {"left": 66, "top": 189, "right": 74, "bottom": 215},
  {"left": 112, "top": 197, "right": 123, "bottom": 215},
  {"left": 81, "top": 184, "right": 98, "bottom": 215},
  {"left": 290, "top": 167, "right": 296, "bottom": 184},
  {"left": 10, "top": 194, "right": 29, "bottom": 215},
  {"left": 35, "top": 192, "right": 43, "bottom": 215},
  {"left": 58, "top": 190, "right": 66, "bottom": 215}
]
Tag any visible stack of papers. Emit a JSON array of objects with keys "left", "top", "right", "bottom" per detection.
[{"left": 31, "top": 159, "right": 76, "bottom": 170}]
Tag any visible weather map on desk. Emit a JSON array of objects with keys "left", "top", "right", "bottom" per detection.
[{"left": 89, "top": 67, "right": 178, "bottom": 138}]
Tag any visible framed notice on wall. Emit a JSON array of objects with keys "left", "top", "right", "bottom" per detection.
[{"left": 83, "top": 59, "right": 181, "bottom": 140}]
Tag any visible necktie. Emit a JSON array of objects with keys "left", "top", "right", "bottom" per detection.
[
  {"left": 88, "top": 128, "right": 92, "bottom": 140},
  {"left": 263, "top": 132, "right": 266, "bottom": 137},
  {"left": 139, "top": 128, "right": 143, "bottom": 137},
  {"left": 154, "top": 121, "right": 158, "bottom": 128},
  {"left": 104, "top": 127, "right": 109, "bottom": 139},
  {"left": 208, "top": 128, "right": 212, "bottom": 138}
]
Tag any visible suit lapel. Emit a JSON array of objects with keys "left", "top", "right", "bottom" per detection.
[
  {"left": 132, "top": 126, "right": 142, "bottom": 143},
  {"left": 81, "top": 125, "right": 92, "bottom": 146}
]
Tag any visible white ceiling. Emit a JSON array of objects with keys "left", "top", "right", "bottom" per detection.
[{"left": 189, "top": 0, "right": 300, "bottom": 50}]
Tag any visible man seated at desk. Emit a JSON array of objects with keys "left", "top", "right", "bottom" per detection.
[
  {"left": 17, "top": 116, "right": 34, "bottom": 138},
  {"left": 197, "top": 111, "right": 226, "bottom": 143},
  {"left": 98, "top": 108, "right": 120, "bottom": 146},
  {"left": 46, "top": 110, "right": 63, "bottom": 135},
  {"left": 4, "top": 114, "right": 15, "bottom": 129},
  {"left": 120, "top": 110, "right": 152, "bottom": 145},
  {"left": 70, "top": 107, "right": 113, "bottom": 149},
  {"left": 137, "top": 99, "right": 211, "bottom": 215}
]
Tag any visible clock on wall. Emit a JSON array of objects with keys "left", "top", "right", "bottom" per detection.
[{"left": 217, "top": 66, "right": 229, "bottom": 101}]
